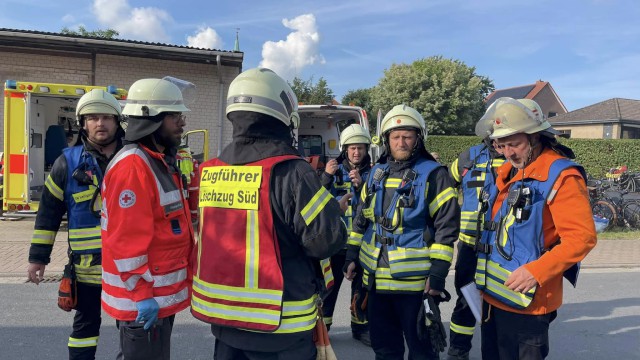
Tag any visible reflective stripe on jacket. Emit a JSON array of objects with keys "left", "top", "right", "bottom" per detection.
[{"left": 101, "top": 144, "right": 193, "bottom": 321}]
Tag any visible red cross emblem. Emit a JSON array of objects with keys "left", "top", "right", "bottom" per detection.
[{"left": 119, "top": 190, "right": 136, "bottom": 208}]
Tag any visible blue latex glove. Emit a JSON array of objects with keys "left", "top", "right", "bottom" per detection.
[{"left": 135, "top": 298, "right": 159, "bottom": 330}]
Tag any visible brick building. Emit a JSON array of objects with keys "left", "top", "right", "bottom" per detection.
[{"left": 0, "top": 28, "right": 243, "bottom": 157}]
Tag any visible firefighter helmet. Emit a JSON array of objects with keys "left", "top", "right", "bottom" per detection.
[
  {"left": 75, "top": 89, "right": 122, "bottom": 127},
  {"left": 226, "top": 67, "right": 300, "bottom": 129},
  {"left": 340, "top": 124, "right": 371, "bottom": 148},
  {"left": 122, "top": 78, "right": 191, "bottom": 117},
  {"left": 380, "top": 104, "right": 426, "bottom": 139},
  {"left": 489, "top": 97, "right": 561, "bottom": 139},
  {"left": 476, "top": 101, "right": 498, "bottom": 138}
]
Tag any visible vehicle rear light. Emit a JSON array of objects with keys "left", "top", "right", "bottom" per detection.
[
  {"left": 24, "top": 204, "right": 31, "bottom": 210},
  {"left": 17, "top": 204, "right": 24, "bottom": 210},
  {"left": 9, "top": 204, "right": 16, "bottom": 211},
  {"left": 39, "top": 86, "right": 50, "bottom": 93},
  {"left": 27, "top": 85, "right": 33, "bottom": 91},
  {"left": 75, "top": 88, "right": 85, "bottom": 95}
]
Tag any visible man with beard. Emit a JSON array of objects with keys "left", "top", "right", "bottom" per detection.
[
  {"left": 100, "top": 78, "right": 195, "bottom": 359},
  {"left": 344, "top": 104, "right": 460, "bottom": 359},
  {"left": 191, "top": 67, "right": 348, "bottom": 359},
  {"left": 320, "top": 124, "right": 372, "bottom": 346},
  {"left": 27, "top": 89, "right": 124, "bottom": 359},
  {"left": 474, "top": 98, "right": 596, "bottom": 359},
  {"left": 445, "top": 110, "right": 505, "bottom": 360}
]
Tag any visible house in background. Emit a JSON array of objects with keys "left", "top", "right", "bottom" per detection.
[
  {"left": 548, "top": 98, "right": 640, "bottom": 139},
  {"left": 0, "top": 28, "right": 243, "bottom": 157},
  {"left": 485, "top": 80, "right": 568, "bottom": 119}
]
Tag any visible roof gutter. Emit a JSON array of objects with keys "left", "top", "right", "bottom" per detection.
[{"left": 0, "top": 30, "right": 243, "bottom": 66}]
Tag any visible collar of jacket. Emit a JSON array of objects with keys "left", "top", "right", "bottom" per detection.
[
  {"left": 219, "top": 112, "right": 300, "bottom": 165},
  {"left": 496, "top": 147, "right": 566, "bottom": 190}
]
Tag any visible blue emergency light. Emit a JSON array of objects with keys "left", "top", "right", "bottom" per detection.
[{"left": 5, "top": 80, "right": 17, "bottom": 89}]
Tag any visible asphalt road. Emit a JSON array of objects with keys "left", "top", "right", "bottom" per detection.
[{"left": 1, "top": 268, "right": 639, "bottom": 359}]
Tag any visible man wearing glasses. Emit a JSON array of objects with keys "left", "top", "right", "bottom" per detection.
[
  {"left": 27, "top": 88, "right": 124, "bottom": 359},
  {"left": 101, "top": 77, "right": 195, "bottom": 359}
]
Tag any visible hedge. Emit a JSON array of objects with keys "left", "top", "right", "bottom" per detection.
[{"left": 425, "top": 135, "right": 640, "bottom": 178}]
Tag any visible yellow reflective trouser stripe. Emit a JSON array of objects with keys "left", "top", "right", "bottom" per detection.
[
  {"left": 429, "top": 244, "right": 453, "bottom": 262},
  {"left": 347, "top": 231, "right": 363, "bottom": 246},
  {"left": 323, "top": 316, "right": 333, "bottom": 326},
  {"left": 68, "top": 336, "right": 99, "bottom": 348},
  {"left": 374, "top": 267, "right": 425, "bottom": 292},
  {"left": 486, "top": 261, "right": 535, "bottom": 307},
  {"left": 450, "top": 321, "right": 475, "bottom": 335},
  {"left": 31, "top": 229, "right": 56, "bottom": 245},
  {"left": 45, "top": 175, "right": 64, "bottom": 201},
  {"left": 429, "top": 187, "right": 458, "bottom": 217},
  {"left": 458, "top": 232, "right": 476, "bottom": 246},
  {"left": 300, "top": 187, "right": 332, "bottom": 225},
  {"left": 245, "top": 210, "right": 259, "bottom": 288}
]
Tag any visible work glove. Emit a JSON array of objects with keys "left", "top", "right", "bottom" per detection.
[
  {"left": 136, "top": 298, "right": 160, "bottom": 330},
  {"left": 350, "top": 275, "right": 368, "bottom": 323},
  {"left": 416, "top": 290, "right": 451, "bottom": 353},
  {"left": 57, "top": 263, "right": 77, "bottom": 312}
]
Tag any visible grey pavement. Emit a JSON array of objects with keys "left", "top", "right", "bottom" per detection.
[{"left": 1, "top": 217, "right": 638, "bottom": 282}]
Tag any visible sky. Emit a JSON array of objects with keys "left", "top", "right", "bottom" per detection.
[{"left": 1, "top": 0, "right": 639, "bottom": 111}]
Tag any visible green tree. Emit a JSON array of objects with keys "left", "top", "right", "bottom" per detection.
[
  {"left": 371, "top": 56, "right": 494, "bottom": 135},
  {"left": 289, "top": 76, "right": 334, "bottom": 105},
  {"left": 342, "top": 87, "right": 378, "bottom": 133},
  {"left": 61, "top": 26, "right": 119, "bottom": 39}
]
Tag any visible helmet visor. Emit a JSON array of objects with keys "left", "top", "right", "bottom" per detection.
[{"left": 162, "top": 76, "right": 196, "bottom": 106}]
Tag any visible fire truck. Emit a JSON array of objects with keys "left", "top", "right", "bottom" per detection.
[
  {"left": 296, "top": 104, "right": 373, "bottom": 169},
  {"left": 2, "top": 80, "right": 127, "bottom": 217}
]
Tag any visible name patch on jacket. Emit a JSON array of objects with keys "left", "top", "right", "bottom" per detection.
[{"left": 199, "top": 166, "right": 262, "bottom": 210}]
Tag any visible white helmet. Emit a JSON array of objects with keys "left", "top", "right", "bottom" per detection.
[
  {"left": 226, "top": 67, "right": 300, "bottom": 128},
  {"left": 123, "top": 78, "right": 191, "bottom": 117},
  {"left": 475, "top": 101, "right": 498, "bottom": 138},
  {"left": 380, "top": 104, "right": 426, "bottom": 139},
  {"left": 76, "top": 89, "right": 122, "bottom": 127},
  {"left": 340, "top": 124, "right": 371, "bottom": 148},
  {"left": 488, "top": 97, "right": 560, "bottom": 139}
]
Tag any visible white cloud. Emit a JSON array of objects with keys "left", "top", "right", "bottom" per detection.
[
  {"left": 61, "top": 14, "right": 75, "bottom": 23},
  {"left": 259, "top": 13, "right": 325, "bottom": 81},
  {"left": 187, "top": 27, "right": 223, "bottom": 49},
  {"left": 92, "top": 0, "right": 172, "bottom": 42}
]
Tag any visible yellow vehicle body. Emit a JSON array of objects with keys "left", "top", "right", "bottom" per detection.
[{"left": 2, "top": 80, "right": 127, "bottom": 216}]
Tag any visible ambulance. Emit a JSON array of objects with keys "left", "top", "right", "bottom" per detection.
[
  {"left": 296, "top": 104, "right": 373, "bottom": 169},
  {"left": 2, "top": 80, "right": 127, "bottom": 217}
]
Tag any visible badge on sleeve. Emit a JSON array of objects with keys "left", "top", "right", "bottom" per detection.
[{"left": 119, "top": 190, "right": 136, "bottom": 208}]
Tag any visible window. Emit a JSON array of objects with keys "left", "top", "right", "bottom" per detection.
[
  {"left": 603, "top": 124, "right": 613, "bottom": 139},
  {"left": 548, "top": 112, "right": 557, "bottom": 118},
  {"left": 299, "top": 135, "right": 323, "bottom": 157}
]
